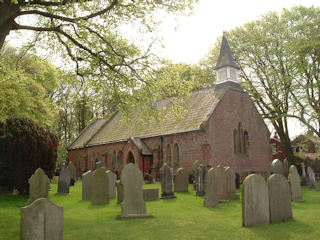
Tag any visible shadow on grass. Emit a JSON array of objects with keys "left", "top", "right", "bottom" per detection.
[{"left": 88, "top": 203, "right": 109, "bottom": 209}]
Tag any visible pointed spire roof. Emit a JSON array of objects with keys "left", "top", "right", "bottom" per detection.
[{"left": 215, "top": 32, "right": 239, "bottom": 70}]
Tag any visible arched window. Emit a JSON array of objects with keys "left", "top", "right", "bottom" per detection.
[
  {"left": 233, "top": 129, "right": 237, "bottom": 154},
  {"left": 118, "top": 150, "right": 123, "bottom": 168},
  {"left": 112, "top": 151, "right": 117, "bottom": 169},
  {"left": 166, "top": 144, "right": 172, "bottom": 166},
  {"left": 238, "top": 123, "right": 243, "bottom": 154},
  {"left": 244, "top": 131, "right": 249, "bottom": 155},
  {"left": 127, "top": 151, "right": 135, "bottom": 164},
  {"left": 173, "top": 144, "right": 180, "bottom": 167}
]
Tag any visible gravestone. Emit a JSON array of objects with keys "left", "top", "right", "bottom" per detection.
[
  {"left": 143, "top": 188, "right": 159, "bottom": 201},
  {"left": 204, "top": 168, "right": 219, "bottom": 207},
  {"left": 235, "top": 172, "right": 240, "bottom": 189},
  {"left": 117, "top": 163, "right": 153, "bottom": 219},
  {"left": 288, "top": 165, "right": 303, "bottom": 202},
  {"left": 82, "top": 170, "right": 92, "bottom": 200},
  {"left": 307, "top": 167, "right": 319, "bottom": 190},
  {"left": 301, "top": 162, "right": 308, "bottom": 186},
  {"left": 67, "top": 162, "right": 76, "bottom": 186},
  {"left": 193, "top": 160, "right": 200, "bottom": 190},
  {"left": 28, "top": 168, "right": 50, "bottom": 203},
  {"left": 91, "top": 168, "right": 109, "bottom": 205},
  {"left": 95, "top": 161, "right": 105, "bottom": 169},
  {"left": 268, "top": 174, "right": 292, "bottom": 223},
  {"left": 106, "top": 170, "right": 117, "bottom": 198},
  {"left": 21, "top": 198, "right": 63, "bottom": 240},
  {"left": 160, "top": 163, "right": 176, "bottom": 199},
  {"left": 116, "top": 180, "right": 124, "bottom": 203},
  {"left": 283, "top": 159, "right": 290, "bottom": 177},
  {"left": 57, "top": 168, "right": 71, "bottom": 194},
  {"left": 174, "top": 168, "right": 189, "bottom": 192},
  {"left": 216, "top": 165, "right": 228, "bottom": 201},
  {"left": 225, "top": 167, "right": 239, "bottom": 199},
  {"left": 196, "top": 164, "right": 207, "bottom": 196},
  {"left": 242, "top": 174, "right": 270, "bottom": 227},
  {"left": 270, "top": 159, "right": 285, "bottom": 176}
]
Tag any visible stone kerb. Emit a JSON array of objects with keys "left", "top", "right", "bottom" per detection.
[
  {"left": 21, "top": 198, "right": 63, "bottom": 240},
  {"left": 174, "top": 168, "right": 189, "bottom": 192},
  {"left": 118, "top": 163, "right": 153, "bottom": 219},
  {"left": 204, "top": 168, "right": 219, "bottom": 207},
  {"left": 307, "top": 167, "right": 319, "bottom": 190},
  {"left": 67, "top": 162, "right": 76, "bottom": 186},
  {"left": 288, "top": 165, "right": 303, "bottom": 202},
  {"left": 271, "top": 159, "right": 285, "bottom": 176},
  {"left": 91, "top": 168, "right": 109, "bottom": 205},
  {"left": 242, "top": 174, "right": 270, "bottom": 227},
  {"left": 160, "top": 163, "right": 176, "bottom": 199},
  {"left": 28, "top": 168, "right": 50, "bottom": 203},
  {"left": 268, "top": 174, "right": 292, "bottom": 223},
  {"left": 57, "top": 168, "right": 71, "bottom": 194},
  {"left": 82, "top": 170, "right": 92, "bottom": 201},
  {"left": 225, "top": 167, "right": 239, "bottom": 200},
  {"left": 106, "top": 171, "right": 117, "bottom": 198}
]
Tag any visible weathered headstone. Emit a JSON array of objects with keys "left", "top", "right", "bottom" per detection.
[
  {"left": 307, "top": 166, "right": 319, "bottom": 190},
  {"left": 28, "top": 168, "right": 50, "bottom": 203},
  {"left": 271, "top": 159, "right": 285, "bottom": 176},
  {"left": 160, "top": 163, "right": 176, "bottom": 199},
  {"left": 193, "top": 160, "right": 200, "bottom": 190},
  {"left": 95, "top": 161, "right": 105, "bottom": 169},
  {"left": 67, "top": 162, "right": 76, "bottom": 186},
  {"left": 216, "top": 165, "right": 228, "bottom": 201},
  {"left": 268, "top": 174, "right": 292, "bottom": 223},
  {"left": 116, "top": 180, "right": 124, "bottom": 204},
  {"left": 242, "top": 174, "right": 270, "bottom": 227},
  {"left": 235, "top": 172, "right": 240, "bottom": 189},
  {"left": 143, "top": 188, "right": 159, "bottom": 201},
  {"left": 283, "top": 159, "right": 290, "bottom": 177},
  {"left": 21, "top": 198, "right": 63, "bottom": 240},
  {"left": 91, "top": 168, "right": 109, "bottom": 205},
  {"left": 82, "top": 170, "right": 92, "bottom": 200},
  {"left": 301, "top": 162, "right": 308, "bottom": 185},
  {"left": 174, "top": 168, "right": 189, "bottom": 192},
  {"left": 117, "top": 163, "right": 153, "bottom": 219},
  {"left": 57, "top": 168, "right": 71, "bottom": 194},
  {"left": 196, "top": 164, "right": 207, "bottom": 196},
  {"left": 225, "top": 167, "right": 239, "bottom": 199},
  {"left": 288, "top": 165, "right": 303, "bottom": 202},
  {"left": 204, "top": 168, "right": 219, "bottom": 207},
  {"left": 106, "top": 170, "right": 117, "bottom": 198}
]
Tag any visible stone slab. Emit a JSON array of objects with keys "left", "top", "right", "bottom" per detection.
[{"left": 143, "top": 188, "right": 159, "bottom": 201}]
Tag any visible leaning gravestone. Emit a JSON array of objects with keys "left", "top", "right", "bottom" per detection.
[
  {"left": 307, "top": 167, "right": 319, "bottom": 190},
  {"left": 196, "top": 164, "right": 207, "bottom": 196},
  {"left": 106, "top": 170, "right": 117, "bottom": 198},
  {"left": 242, "top": 174, "right": 270, "bottom": 227},
  {"left": 160, "top": 163, "right": 176, "bottom": 199},
  {"left": 270, "top": 159, "right": 285, "bottom": 176},
  {"left": 95, "top": 161, "right": 105, "bottom": 169},
  {"left": 57, "top": 168, "right": 71, "bottom": 194},
  {"left": 288, "top": 165, "right": 303, "bottom": 202},
  {"left": 82, "top": 170, "right": 92, "bottom": 200},
  {"left": 67, "top": 162, "right": 76, "bottom": 186},
  {"left": 91, "top": 168, "right": 109, "bottom": 205},
  {"left": 216, "top": 165, "right": 228, "bottom": 201},
  {"left": 117, "top": 163, "right": 153, "bottom": 219},
  {"left": 268, "top": 174, "right": 292, "bottom": 223},
  {"left": 193, "top": 160, "right": 200, "bottom": 190},
  {"left": 204, "top": 168, "right": 219, "bottom": 207},
  {"left": 225, "top": 167, "right": 239, "bottom": 199},
  {"left": 283, "top": 159, "right": 290, "bottom": 177},
  {"left": 28, "top": 168, "right": 50, "bottom": 203},
  {"left": 21, "top": 198, "right": 63, "bottom": 240},
  {"left": 174, "top": 168, "right": 189, "bottom": 192},
  {"left": 116, "top": 180, "right": 124, "bottom": 203}
]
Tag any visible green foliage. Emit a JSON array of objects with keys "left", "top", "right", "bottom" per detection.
[{"left": 0, "top": 117, "right": 58, "bottom": 195}]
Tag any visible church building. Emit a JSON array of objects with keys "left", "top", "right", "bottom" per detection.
[{"left": 67, "top": 34, "right": 272, "bottom": 179}]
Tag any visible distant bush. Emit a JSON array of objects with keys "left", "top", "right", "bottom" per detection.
[{"left": 0, "top": 117, "right": 58, "bottom": 195}]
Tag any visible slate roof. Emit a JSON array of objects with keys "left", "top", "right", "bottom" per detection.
[
  {"left": 215, "top": 33, "right": 239, "bottom": 70},
  {"left": 68, "top": 87, "right": 222, "bottom": 150}
]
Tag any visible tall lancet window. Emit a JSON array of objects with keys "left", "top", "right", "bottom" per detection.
[{"left": 234, "top": 122, "right": 249, "bottom": 156}]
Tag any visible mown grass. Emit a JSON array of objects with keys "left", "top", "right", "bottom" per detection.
[{"left": 0, "top": 181, "right": 319, "bottom": 240}]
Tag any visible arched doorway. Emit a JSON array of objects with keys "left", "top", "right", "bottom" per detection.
[{"left": 127, "top": 151, "right": 135, "bottom": 164}]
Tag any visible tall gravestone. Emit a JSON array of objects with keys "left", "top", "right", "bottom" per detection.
[
  {"left": 82, "top": 170, "right": 92, "bottom": 200},
  {"left": 242, "top": 174, "right": 270, "bottom": 227},
  {"left": 271, "top": 159, "right": 285, "bottom": 176},
  {"left": 268, "top": 174, "right": 292, "bottom": 223},
  {"left": 193, "top": 160, "right": 200, "bottom": 190},
  {"left": 117, "top": 163, "right": 153, "bottom": 219},
  {"left": 301, "top": 162, "right": 308, "bottom": 186},
  {"left": 196, "top": 164, "right": 207, "bottom": 196},
  {"left": 307, "top": 167, "right": 319, "bottom": 190},
  {"left": 106, "top": 171, "right": 117, "bottom": 198},
  {"left": 57, "top": 167, "right": 71, "bottom": 194},
  {"left": 67, "top": 162, "right": 76, "bottom": 186},
  {"left": 288, "top": 165, "right": 303, "bottom": 202},
  {"left": 91, "top": 168, "right": 109, "bottom": 205},
  {"left": 204, "top": 168, "right": 219, "bottom": 207},
  {"left": 174, "top": 168, "right": 189, "bottom": 192},
  {"left": 116, "top": 180, "right": 124, "bottom": 204},
  {"left": 216, "top": 165, "right": 228, "bottom": 201},
  {"left": 283, "top": 159, "right": 290, "bottom": 177},
  {"left": 21, "top": 198, "right": 63, "bottom": 240},
  {"left": 225, "top": 167, "right": 239, "bottom": 199},
  {"left": 160, "top": 163, "right": 176, "bottom": 199},
  {"left": 28, "top": 168, "right": 50, "bottom": 203}
]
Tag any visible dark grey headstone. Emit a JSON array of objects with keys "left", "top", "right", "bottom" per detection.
[
  {"left": 28, "top": 168, "right": 50, "bottom": 203},
  {"left": 116, "top": 180, "right": 124, "bottom": 204},
  {"left": 193, "top": 160, "right": 200, "bottom": 190},
  {"left": 106, "top": 171, "right": 117, "bottom": 198},
  {"left": 308, "top": 167, "right": 319, "bottom": 190},
  {"left": 160, "top": 163, "right": 176, "bottom": 199},
  {"left": 67, "top": 162, "right": 76, "bottom": 186},
  {"left": 57, "top": 168, "right": 71, "bottom": 194}
]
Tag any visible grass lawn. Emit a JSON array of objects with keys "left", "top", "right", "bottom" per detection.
[{"left": 0, "top": 181, "right": 320, "bottom": 240}]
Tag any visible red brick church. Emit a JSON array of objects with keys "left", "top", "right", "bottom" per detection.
[{"left": 67, "top": 34, "right": 272, "bottom": 179}]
